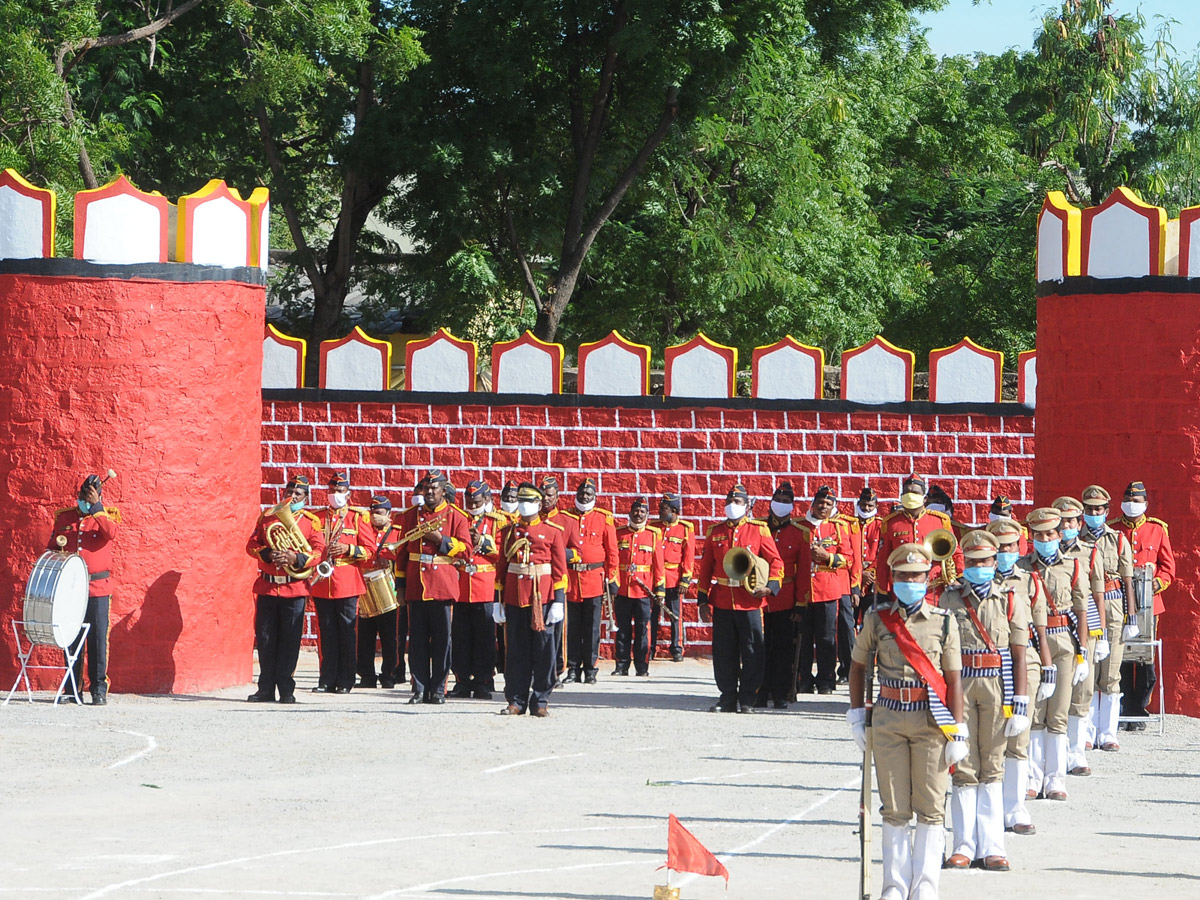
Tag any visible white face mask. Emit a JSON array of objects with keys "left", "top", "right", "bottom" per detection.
[
  {"left": 412, "top": 494, "right": 426, "bottom": 508},
  {"left": 926, "top": 502, "right": 948, "bottom": 514},
  {"left": 1122, "top": 500, "right": 1147, "bottom": 518},
  {"left": 575, "top": 498, "right": 596, "bottom": 513},
  {"left": 806, "top": 511, "right": 822, "bottom": 526},
  {"left": 500, "top": 500, "right": 518, "bottom": 514},
  {"left": 855, "top": 503, "right": 875, "bottom": 519},
  {"left": 483, "top": 501, "right": 494, "bottom": 515},
  {"left": 725, "top": 502, "right": 747, "bottom": 521},
  {"left": 770, "top": 500, "right": 794, "bottom": 518},
  {"left": 988, "top": 512, "right": 1004, "bottom": 522},
  {"left": 329, "top": 491, "right": 348, "bottom": 509},
  {"left": 517, "top": 500, "right": 541, "bottom": 519}
]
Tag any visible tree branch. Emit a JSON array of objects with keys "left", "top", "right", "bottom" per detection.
[
  {"left": 1040, "top": 158, "right": 1084, "bottom": 204},
  {"left": 502, "top": 190, "right": 543, "bottom": 309},
  {"left": 58, "top": 0, "right": 206, "bottom": 67}
]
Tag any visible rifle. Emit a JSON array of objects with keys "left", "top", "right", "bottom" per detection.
[{"left": 859, "top": 651, "right": 876, "bottom": 900}]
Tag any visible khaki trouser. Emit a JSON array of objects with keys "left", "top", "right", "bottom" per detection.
[
  {"left": 873, "top": 705, "right": 949, "bottom": 826},
  {"left": 953, "top": 673, "right": 1007, "bottom": 786},
  {"left": 1096, "top": 623, "right": 1125, "bottom": 694},
  {"left": 1070, "top": 634, "right": 1099, "bottom": 716},
  {"left": 1032, "top": 630, "right": 1075, "bottom": 734},
  {"left": 1006, "top": 655, "right": 1041, "bottom": 760}
]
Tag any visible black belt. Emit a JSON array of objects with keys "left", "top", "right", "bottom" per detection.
[
  {"left": 569, "top": 562, "right": 604, "bottom": 572},
  {"left": 89, "top": 570, "right": 110, "bottom": 581}
]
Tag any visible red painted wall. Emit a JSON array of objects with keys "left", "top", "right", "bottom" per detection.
[
  {"left": 0, "top": 267, "right": 264, "bottom": 693},
  {"left": 1036, "top": 284, "right": 1200, "bottom": 716},
  {"left": 263, "top": 400, "right": 1035, "bottom": 653}
]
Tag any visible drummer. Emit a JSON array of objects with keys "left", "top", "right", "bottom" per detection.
[
  {"left": 357, "top": 496, "right": 401, "bottom": 688},
  {"left": 48, "top": 474, "right": 120, "bottom": 705}
]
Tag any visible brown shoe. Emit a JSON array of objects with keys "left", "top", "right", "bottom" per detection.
[
  {"left": 984, "top": 856, "right": 1010, "bottom": 871},
  {"left": 1012, "top": 823, "right": 1036, "bottom": 836},
  {"left": 499, "top": 704, "right": 523, "bottom": 716},
  {"left": 1084, "top": 741, "right": 1094, "bottom": 750},
  {"left": 1100, "top": 741, "right": 1120, "bottom": 752},
  {"left": 531, "top": 706, "right": 550, "bottom": 718},
  {"left": 943, "top": 853, "right": 971, "bottom": 869},
  {"left": 1069, "top": 765, "right": 1092, "bottom": 776},
  {"left": 1025, "top": 789, "right": 1037, "bottom": 800},
  {"left": 1047, "top": 790, "right": 1068, "bottom": 801}
]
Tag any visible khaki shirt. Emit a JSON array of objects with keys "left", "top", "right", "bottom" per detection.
[
  {"left": 940, "top": 580, "right": 1030, "bottom": 651},
  {"left": 1061, "top": 538, "right": 1102, "bottom": 588},
  {"left": 997, "top": 566, "right": 1046, "bottom": 630},
  {"left": 853, "top": 600, "right": 962, "bottom": 680},
  {"left": 1080, "top": 526, "right": 1133, "bottom": 595},
  {"left": 1016, "top": 553, "right": 1086, "bottom": 616}
]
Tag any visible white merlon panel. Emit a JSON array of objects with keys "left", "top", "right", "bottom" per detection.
[
  {"left": 757, "top": 346, "right": 819, "bottom": 400},
  {"left": 263, "top": 338, "right": 302, "bottom": 389},
  {"left": 582, "top": 343, "right": 644, "bottom": 396},
  {"left": 1021, "top": 356, "right": 1037, "bottom": 408},
  {"left": 844, "top": 344, "right": 907, "bottom": 404},
  {"left": 496, "top": 343, "right": 555, "bottom": 394},
  {"left": 192, "top": 195, "right": 249, "bottom": 267},
  {"left": 1087, "top": 202, "right": 1151, "bottom": 278},
  {"left": 82, "top": 193, "right": 164, "bottom": 264},
  {"left": 668, "top": 345, "right": 729, "bottom": 398},
  {"left": 326, "top": 340, "right": 388, "bottom": 391},
  {"left": 1037, "top": 214, "right": 1065, "bottom": 282},
  {"left": 409, "top": 340, "right": 471, "bottom": 392},
  {"left": 0, "top": 186, "right": 45, "bottom": 259},
  {"left": 933, "top": 347, "right": 997, "bottom": 404}
]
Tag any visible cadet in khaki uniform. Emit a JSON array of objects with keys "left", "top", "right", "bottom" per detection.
[
  {"left": 940, "top": 531, "right": 1029, "bottom": 871},
  {"left": 989, "top": 519, "right": 1051, "bottom": 836},
  {"left": 849, "top": 543, "right": 966, "bottom": 900},
  {"left": 1079, "top": 485, "right": 1134, "bottom": 751},
  {"left": 1020, "top": 508, "right": 1088, "bottom": 802}
]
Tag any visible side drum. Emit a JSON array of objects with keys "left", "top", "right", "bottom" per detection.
[
  {"left": 360, "top": 567, "right": 399, "bottom": 618},
  {"left": 23, "top": 552, "right": 89, "bottom": 648}
]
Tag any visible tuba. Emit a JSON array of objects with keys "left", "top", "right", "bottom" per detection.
[
  {"left": 264, "top": 501, "right": 316, "bottom": 580},
  {"left": 924, "top": 528, "right": 958, "bottom": 586},
  {"left": 723, "top": 546, "right": 770, "bottom": 592}
]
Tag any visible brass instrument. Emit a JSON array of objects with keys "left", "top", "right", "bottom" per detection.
[
  {"left": 925, "top": 528, "right": 958, "bottom": 586},
  {"left": 722, "top": 546, "right": 770, "bottom": 592},
  {"left": 264, "top": 501, "right": 315, "bottom": 579},
  {"left": 380, "top": 515, "right": 445, "bottom": 553}
]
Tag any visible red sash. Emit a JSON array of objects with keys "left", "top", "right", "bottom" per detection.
[{"left": 878, "top": 607, "right": 950, "bottom": 709}]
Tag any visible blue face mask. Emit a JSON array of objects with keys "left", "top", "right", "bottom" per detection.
[
  {"left": 1061, "top": 527, "right": 1079, "bottom": 543},
  {"left": 1083, "top": 513, "right": 1105, "bottom": 529},
  {"left": 289, "top": 499, "right": 305, "bottom": 513},
  {"left": 893, "top": 581, "right": 928, "bottom": 610},
  {"left": 1034, "top": 538, "right": 1060, "bottom": 559},
  {"left": 77, "top": 499, "right": 91, "bottom": 515},
  {"left": 996, "top": 551, "right": 1019, "bottom": 573},
  {"left": 963, "top": 565, "right": 995, "bottom": 585}
]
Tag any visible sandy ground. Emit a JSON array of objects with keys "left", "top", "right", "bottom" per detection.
[{"left": 1, "top": 650, "right": 1198, "bottom": 900}]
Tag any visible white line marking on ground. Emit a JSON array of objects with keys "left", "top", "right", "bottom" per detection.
[
  {"left": 659, "top": 767, "right": 778, "bottom": 785},
  {"left": 370, "top": 860, "right": 648, "bottom": 898},
  {"left": 483, "top": 752, "right": 586, "bottom": 773},
  {"left": 108, "top": 731, "right": 157, "bottom": 769}
]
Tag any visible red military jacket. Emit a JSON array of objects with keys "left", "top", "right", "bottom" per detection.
[
  {"left": 766, "top": 518, "right": 806, "bottom": 612},
  {"left": 246, "top": 506, "right": 328, "bottom": 598},
  {"left": 837, "top": 513, "right": 863, "bottom": 591},
  {"left": 496, "top": 516, "right": 568, "bottom": 607},
  {"left": 857, "top": 514, "right": 882, "bottom": 588},
  {"left": 366, "top": 516, "right": 401, "bottom": 578},
  {"left": 875, "top": 508, "right": 964, "bottom": 596},
  {"left": 653, "top": 518, "right": 696, "bottom": 591},
  {"left": 1112, "top": 514, "right": 1175, "bottom": 615},
  {"left": 49, "top": 505, "right": 120, "bottom": 598},
  {"left": 309, "top": 507, "right": 377, "bottom": 600},
  {"left": 562, "top": 507, "right": 619, "bottom": 601},
  {"left": 695, "top": 516, "right": 785, "bottom": 611},
  {"left": 794, "top": 516, "right": 854, "bottom": 604},
  {"left": 387, "top": 500, "right": 471, "bottom": 602},
  {"left": 458, "top": 510, "right": 508, "bottom": 603},
  {"left": 616, "top": 524, "right": 665, "bottom": 600}
]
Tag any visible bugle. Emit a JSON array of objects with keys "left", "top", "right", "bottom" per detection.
[
  {"left": 380, "top": 515, "right": 446, "bottom": 553},
  {"left": 722, "top": 546, "right": 769, "bottom": 592}
]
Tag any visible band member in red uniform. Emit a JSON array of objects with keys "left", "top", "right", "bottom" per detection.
[
  {"left": 759, "top": 482, "right": 804, "bottom": 708},
  {"left": 855, "top": 485, "right": 883, "bottom": 607},
  {"left": 50, "top": 473, "right": 120, "bottom": 705},
  {"left": 310, "top": 472, "right": 376, "bottom": 694},
  {"left": 795, "top": 486, "right": 855, "bottom": 694},
  {"left": 449, "top": 480, "right": 507, "bottom": 700},
  {"left": 386, "top": 468, "right": 470, "bottom": 705},
  {"left": 653, "top": 492, "right": 695, "bottom": 662},
  {"left": 245, "top": 475, "right": 327, "bottom": 703},
  {"left": 696, "top": 483, "right": 784, "bottom": 713},
  {"left": 496, "top": 483, "right": 568, "bottom": 716},
  {"left": 876, "top": 475, "right": 963, "bottom": 602},
  {"left": 357, "top": 496, "right": 400, "bottom": 688},
  {"left": 499, "top": 481, "right": 520, "bottom": 521},
  {"left": 562, "top": 477, "right": 618, "bottom": 684},
  {"left": 538, "top": 475, "right": 570, "bottom": 686},
  {"left": 1113, "top": 480, "right": 1175, "bottom": 728},
  {"left": 613, "top": 498, "right": 665, "bottom": 677},
  {"left": 834, "top": 494, "right": 861, "bottom": 684}
]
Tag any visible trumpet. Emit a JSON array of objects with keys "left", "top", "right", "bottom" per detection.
[
  {"left": 380, "top": 516, "right": 445, "bottom": 553},
  {"left": 264, "top": 500, "right": 316, "bottom": 579},
  {"left": 925, "top": 528, "right": 958, "bottom": 586},
  {"left": 723, "top": 546, "right": 770, "bottom": 592}
]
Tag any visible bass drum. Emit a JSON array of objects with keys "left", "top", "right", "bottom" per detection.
[{"left": 23, "top": 551, "right": 89, "bottom": 648}]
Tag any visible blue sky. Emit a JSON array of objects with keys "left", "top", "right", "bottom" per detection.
[{"left": 916, "top": 1, "right": 1200, "bottom": 58}]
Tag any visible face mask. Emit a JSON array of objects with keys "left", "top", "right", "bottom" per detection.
[
  {"left": 575, "top": 498, "right": 595, "bottom": 513},
  {"left": 996, "top": 551, "right": 1019, "bottom": 573},
  {"left": 1083, "top": 513, "right": 1105, "bottom": 529},
  {"left": 893, "top": 580, "right": 927, "bottom": 610},
  {"left": 988, "top": 512, "right": 1005, "bottom": 522},
  {"left": 517, "top": 500, "right": 540, "bottom": 519},
  {"left": 725, "top": 502, "right": 747, "bottom": 521},
  {"left": 412, "top": 494, "right": 426, "bottom": 508},
  {"left": 501, "top": 500, "right": 518, "bottom": 514},
  {"left": 371, "top": 514, "right": 390, "bottom": 529},
  {"left": 77, "top": 499, "right": 91, "bottom": 514},
  {"left": 770, "top": 500, "right": 794, "bottom": 518},
  {"left": 483, "top": 501, "right": 494, "bottom": 515},
  {"left": 963, "top": 565, "right": 995, "bottom": 585},
  {"left": 927, "top": 502, "right": 948, "bottom": 514},
  {"left": 1033, "top": 538, "right": 1059, "bottom": 560},
  {"left": 1122, "top": 501, "right": 1147, "bottom": 519},
  {"left": 855, "top": 503, "right": 875, "bottom": 519},
  {"left": 329, "top": 491, "right": 348, "bottom": 510},
  {"left": 1060, "top": 527, "right": 1079, "bottom": 542},
  {"left": 289, "top": 499, "right": 305, "bottom": 513}
]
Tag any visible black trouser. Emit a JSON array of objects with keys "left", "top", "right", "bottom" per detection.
[
  {"left": 452, "top": 601, "right": 497, "bottom": 691},
  {"left": 566, "top": 597, "right": 602, "bottom": 675},
  {"left": 760, "top": 608, "right": 796, "bottom": 703},
  {"left": 314, "top": 596, "right": 358, "bottom": 690},
  {"left": 1120, "top": 659, "right": 1157, "bottom": 717},
  {"left": 391, "top": 602, "right": 408, "bottom": 683},
  {"left": 798, "top": 600, "right": 839, "bottom": 690},
  {"left": 254, "top": 594, "right": 305, "bottom": 699},
  {"left": 614, "top": 595, "right": 652, "bottom": 675},
  {"left": 711, "top": 606, "right": 764, "bottom": 708},
  {"left": 836, "top": 592, "right": 856, "bottom": 678},
  {"left": 409, "top": 599, "right": 452, "bottom": 699},
  {"left": 550, "top": 617, "right": 565, "bottom": 679},
  {"left": 65, "top": 595, "right": 109, "bottom": 699},
  {"left": 504, "top": 603, "right": 555, "bottom": 711},
  {"left": 655, "top": 586, "right": 683, "bottom": 657},
  {"left": 356, "top": 607, "right": 398, "bottom": 686}
]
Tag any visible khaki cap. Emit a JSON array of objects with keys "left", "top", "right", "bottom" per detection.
[
  {"left": 1026, "top": 507, "right": 1062, "bottom": 533},
  {"left": 1052, "top": 496, "right": 1084, "bottom": 517},
  {"left": 961, "top": 530, "right": 1000, "bottom": 559},
  {"left": 887, "top": 542, "right": 933, "bottom": 572},
  {"left": 985, "top": 518, "right": 1023, "bottom": 540},
  {"left": 1081, "top": 485, "right": 1111, "bottom": 505}
]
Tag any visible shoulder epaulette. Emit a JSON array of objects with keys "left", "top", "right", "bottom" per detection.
[
  {"left": 705, "top": 523, "right": 720, "bottom": 538},
  {"left": 544, "top": 519, "right": 566, "bottom": 532},
  {"left": 486, "top": 511, "right": 509, "bottom": 526},
  {"left": 1148, "top": 516, "right": 1169, "bottom": 530},
  {"left": 102, "top": 506, "right": 122, "bottom": 523},
  {"left": 645, "top": 524, "right": 662, "bottom": 537},
  {"left": 790, "top": 519, "right": 811, "bottom": 533},
  {"left": 299, "top": 509, "right": 322, "bottom": 524},
  {"left": 561, "top": 509, "right": 582, "bottom": 520},
  {"left": 1106, "top": 516, "right": 1121, "bottom": 527},
  {"left": 927, "top": 606, "right": 950, "bottom": 617},
  {"left": 836, "top": 513, "right": 860, "bottom": 532},
  {"left": 749, "top": 517, "right": 768, "bottom": 527},
  {"left": 881, "top": 509, "right": 907, "bottom": 524},
  {"left": 450, "top": 503, "right": 468, "bottom": 517},
  {"left": 680, "top": 518, "right": 695, "bottom": 532},
  {"left": 928, "top": 510, "right": 953, "bottom": 526},
  {"left": 53, "top": 506, "right": 74, "bottom": 519}
]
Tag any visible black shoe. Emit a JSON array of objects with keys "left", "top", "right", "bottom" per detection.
[
  {"left": 612, "top": 667, "right": 629, "bottom": 676},
  {"left": 312, "top": 685, "right": 333, "bottom": 693},
  {"left": 709, "top": 703, "right": 736, "bottom": 713},
  {"left": 333, "top": 686, "right": 351, "bottom": 694},
  {"left": 357, "top": 680, "right": 377, "bottom": 689},
  {"left": 737, "top": 705, "right": 756, "bottom": 714},
  {"left": 774, "top": 699, "right": 790, "bottom": 710},
  {"left": 91, "top": 693, "right": 107, "bottom": 706},
  {"left": 753, "top": 696, "right": 769, "bottom": 708},
  {"left": 817, "top": 686, "right": 835, "bottom": 695},
  {"left": 798, "top": 683, "right": 815, "bottom": 694},
  {"left": 837, "top": 674, "right": 850, "bottom": 685},
  {"left": 553, "top": 678, "right": 567, "bottom": 688},
  {"left": 247, "top": 691, "right": 274, "bottom": 703},
  {"left": 380, "top": 680, "right": 395, "bottom": 689},
  {"left": 407, "top": 694, "right": 423, "bottom": 705},
  {"left": 473, "top": 689, "right": 493, "bottom": 700},
  {"left": 447, "top": 684, "right": 474, "bottom": 699},
  {"left": 1128, "top": 720, "right": 1147, "bottom": 732},
  {"left": 635, "top": 671, "right": 649, "bottom": 677},
  {"left": 424, "top": 695, "right": 445, "bottom": 705},
  {"left": 278, "top": 694, "right": 297, "bottom": 704},
  {"left": 584, "top": 672, "right": 598, "bottom": 684},
  {"left": 672, "top": 651, "right": 683, "bottom": 662}
]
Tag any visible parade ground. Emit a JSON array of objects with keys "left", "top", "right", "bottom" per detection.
[{"left": 2, "top": 652, "right": 1198, "bottom": 900}]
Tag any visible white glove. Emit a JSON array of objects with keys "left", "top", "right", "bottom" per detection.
[
  {"left": 847, "top": 707, "right": 867, "bottom": 752},
  {"left": 1004, "top": 695, "right": 1030, "bottom": 737},
  {"left": 1123, "top": 622, "right": 1140, "bottom": 641},
  {"left": 1037, "top": 665, "right": 1057, "bottom": 702},
  {"left": 945, "top": 722, "right": 970, "bottom": 767},
  {"left": 545, "top": 602, "right": 564, "bottom": 625},
  {"left": 492, "top": 604, "right": 506, "bottom": 625},
  {"left": 1072, "top": 658, "right": 1090, "bottom": 686},
  {"left": 1094, "top": 638, "right": 1110, "bottom": 662}
]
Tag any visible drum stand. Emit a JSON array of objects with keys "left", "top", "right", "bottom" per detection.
[{"left": 4, "top": 620, "right": 91, "bottom": 706}]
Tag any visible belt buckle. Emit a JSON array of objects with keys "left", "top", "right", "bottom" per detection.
[{"left": 900, "top": 686, "right": 919, "bottom": 703}]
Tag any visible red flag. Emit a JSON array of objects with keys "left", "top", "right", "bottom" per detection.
[{"left": 666, "top": 814, "right": 729, "bottom": 883}]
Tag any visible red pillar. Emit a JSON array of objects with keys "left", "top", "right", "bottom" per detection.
[
  {"left": 0, "top": 260, "right": 264, "bottom": 693},
  {"left": 1035, "top": 278, "right": 1200, "bottom": 716}
]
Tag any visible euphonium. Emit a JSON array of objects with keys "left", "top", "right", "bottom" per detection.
[
  {"left": 722, "top": 546, "right": 770, "bottom": 592},
  {"left": 264, "top": 501, "right": 316, "bottom": 579},
  {"left": 924, "top": 528, "right": 958, "bottom": 585}
]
